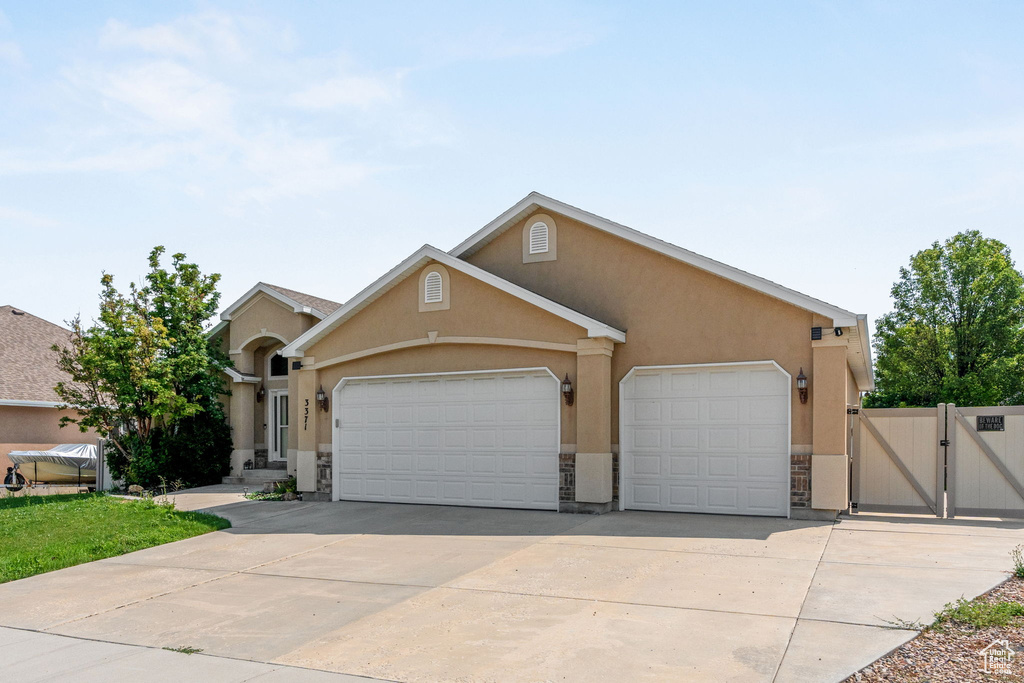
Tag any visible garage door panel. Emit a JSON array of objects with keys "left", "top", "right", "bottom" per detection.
[
  {"left": 707, "top": 455, "right": 738, "bottom": 477},
  {"left": 471, "top": 454, "right": 497, "bottom": 474},
  {"left": 707, "top": 428, "right": 739, "bottom": 450},
  {"left": 336, "top": 370, "right": 558, "bottom": 510},
  {"left": 670, "top": 401, "right": 699, "bottom": 421},
  {"left": 531, "top": 454, "right": 557, "bottom": 476},
  {"left": 415, "top": 454, "right": 439, "bottom": 474},
  {"left": 669, "top": 454, "right": 697, "bottom": 476},
  {"left": 623, "top": 364, "right": 790, "bottom": 517},
  {"left": 708, "top": 399, "right": 739, "bottom": 421},
  {"left": 633, "top": 401, "right": 662, "bottom": 422}
]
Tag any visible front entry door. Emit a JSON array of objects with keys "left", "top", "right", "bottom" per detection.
[{"left": 270, "top": 391, "right": 289, "bottom": 461}]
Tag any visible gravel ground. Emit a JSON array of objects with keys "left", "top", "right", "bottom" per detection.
[{"left": 847, "top": 576, "right": 1024, "bottom": 682}]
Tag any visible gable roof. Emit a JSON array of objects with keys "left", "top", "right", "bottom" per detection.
[
  {"left": 451, "top": 191, "right": 874, "bottom": 390},
  {"left": 0, "top": 306, "right": 73, "bottom": 405},
  {"left": 263, "top": 284, "right": 342, "bottom": 317},
  {"left": 219, "top": 282, "right": 341, "bottom": 322},
  {"left": 282, "top": 245, "right": 626, "bottom": 357}
]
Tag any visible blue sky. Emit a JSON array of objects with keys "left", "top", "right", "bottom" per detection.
[{"left": 2, "top": 1, "right": 1023, "bottom": 329}]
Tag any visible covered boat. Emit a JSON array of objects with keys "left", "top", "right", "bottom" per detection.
[{"left": 8, "top": 443, "right": 98, "bottom": 486}]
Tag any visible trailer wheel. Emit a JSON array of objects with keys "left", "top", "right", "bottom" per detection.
[{"left": 3, "top": 471, "right": 26, "bottom": 492}]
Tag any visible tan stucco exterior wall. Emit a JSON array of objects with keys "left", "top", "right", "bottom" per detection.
[
  {"left": 228, "top": 294, "right": 317, "bottom": 367},
  {"left": 304, "top": 263, "right": 591, "bottom": 452},
  {"left": 847, "top": 364, "right": 861, "bottom": 408},
  {"left": 464, "top": 212, "right": 817, "bottom": 447},
  {"left": 0, "top": 406, "right": 97, "bottom": 474},
  {"left": 308, "top": 262, "right": 587, "bottom": 365}
]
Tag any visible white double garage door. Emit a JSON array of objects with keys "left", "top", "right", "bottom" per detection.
[{"left": 334, "top": 362, "right": 791, "bottom": 516}]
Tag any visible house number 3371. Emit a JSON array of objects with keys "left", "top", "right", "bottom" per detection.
[{"left": 303, "top": 399, "right": 309, "bottom": 431}]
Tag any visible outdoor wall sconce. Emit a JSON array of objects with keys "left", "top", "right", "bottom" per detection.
[
  {"left": 796, "top": 368, "right": 808, "bottom": 404},
  {"left": 316, "top": 385, "right": 329, "bottom": 412},
  {"left": 561, "top": 374, "right": 575, "bottom": 406},
  {"left": 255, "top": 384, "right": 265, "bottom": 403}
]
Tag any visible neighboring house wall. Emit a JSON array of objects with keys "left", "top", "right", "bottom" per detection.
[
  {"left": 0, "top": 406, "right": 95, "bottom": 473},
  {"left": 463, "top": 210, "right": 818, "bottom": 449}
]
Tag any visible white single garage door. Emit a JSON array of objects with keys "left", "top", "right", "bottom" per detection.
[
  {"left": 621, "top": 362, "right": 791, "bottom": 517},
  {"left": 334, "top": 369, "right": 559, "bottom": 510}
]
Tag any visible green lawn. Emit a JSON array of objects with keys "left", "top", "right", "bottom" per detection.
[{"left": 0, "top": 493, "right": 230, "bottom": 583}]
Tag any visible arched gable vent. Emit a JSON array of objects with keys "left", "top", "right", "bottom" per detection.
[
  {"left": 528, "top": 221, "right": 549, "bottom": 254},
  {"left": 424, "top": 271, "right": 443, "bottom": 303}
]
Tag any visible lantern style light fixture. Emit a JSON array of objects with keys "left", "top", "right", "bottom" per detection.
[
  {"left": 796, "top": 368, "right": 808, "bottom": 404},
  {"left": 316, "top": 384, "right": 329, "bottom": 412},
  {"left": 255, "top": 384, "right": 265, "bottom": 403},
  {"left": 561, "top": 374, "right": 575, "bottom": 406}
]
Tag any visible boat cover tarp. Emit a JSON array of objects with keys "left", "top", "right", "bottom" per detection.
[{"left": 8, "top": 443, "right": 98, "bottom": 470}]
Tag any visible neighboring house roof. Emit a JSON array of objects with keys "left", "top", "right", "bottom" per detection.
[
  {"left": 0, "top": 306, "right": 72, "bottom": 406},
  {"left": 450, "top": 191, "right": 874, "bottom": 390},
  {"left": 283, "top": 245, "right": 627, "bottom": 357},
  {"left": 219, "top": 282, "right": 342, "bottom": 322}
]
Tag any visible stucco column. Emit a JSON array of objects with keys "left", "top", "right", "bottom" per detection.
[
  {"left": 811, "top": 342, "right": 849, "bottom": 510},
  {"left": 295, "top": 359, "right": 318, "bottom": 492},
  {"left": 575, "top": 337, "right": 615, "bottom": 505},
  {"left": 229, "top": 381, "right": 255, "bottom": 475}
]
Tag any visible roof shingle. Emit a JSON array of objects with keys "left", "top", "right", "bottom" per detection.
[
  {"left": 0, "top": 306, "right": 74, "bottom": 403},
  {"left": 261, "top": 283, "right": 341, "bottom": 317}
]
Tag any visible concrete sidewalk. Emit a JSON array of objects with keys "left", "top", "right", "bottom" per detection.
[{"left": 2, "top": 485, "right": 1023, "bottom": 682}]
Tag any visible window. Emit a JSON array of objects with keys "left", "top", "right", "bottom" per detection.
[
  {"left": 269, "top": 353, "right": 288, "bottom": 377},
  {"left": 528, "top": 221, "right": 549, "bottom": 254},
  {"left": 424, "top": 271, "right": 443, "bottom": 303}
]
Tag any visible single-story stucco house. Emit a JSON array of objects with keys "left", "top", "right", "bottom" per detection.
[
  {"left": 212, "top": 193, "right": 873, "bottom": 519},
  {"left": 0, "top": 306, "right": 96, "bottom": 475}
]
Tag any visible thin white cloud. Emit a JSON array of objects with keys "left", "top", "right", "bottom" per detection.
[
  {"left": 0, "top": 40, "right": 24, "bottom": 66},
  {"left": 287, "top": 74, "right": 399, "bottom": 110},
  {"left": 64, "top": 60, "right": 234, "bottom": 133},
  {"left": 99, "top": 11, "right": 248, "bottom": 62}
]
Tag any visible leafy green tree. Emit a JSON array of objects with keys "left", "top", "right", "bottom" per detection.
[
  {"left": 864, "top": 231, "right": 1024, "bottom": 408},
  {"left": 54, "top": 247, "right": 232, "bottom": 486}
]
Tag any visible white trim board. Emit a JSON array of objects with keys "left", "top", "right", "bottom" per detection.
[
  {"left": 283, "top": 245, "right": 625, "bottom": 357},
  {"left": 225, "top": 368, "right": 261, "bottom": 384},
  {"left": 0, "top": 399, "right": 62, "bottom": 408},
  {"left": 450, "top": 192, "right": 873, "bottom": 389}
]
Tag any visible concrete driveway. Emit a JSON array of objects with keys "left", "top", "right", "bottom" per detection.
[{"left": 2, "top": 485, "right": 1023, "bottom": 682}]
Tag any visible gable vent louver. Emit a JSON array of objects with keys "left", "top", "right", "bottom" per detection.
[
  {"left": 528, "top": 222, "right": 549, "bottom": 254},
  {"left": 424, "top": 271, "right": 443, "bottom": 303}
]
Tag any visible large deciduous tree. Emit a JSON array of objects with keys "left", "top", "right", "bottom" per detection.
[
  {"left": 864, "top": 231, "right": 1024, "bottom": 408},
  {"left": 54, "top": 247, "right": 232, "bottom": 487}
]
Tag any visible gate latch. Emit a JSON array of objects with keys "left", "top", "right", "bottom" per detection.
[{"left": 940, "top": 439, "right": 950, "bottom": 447}]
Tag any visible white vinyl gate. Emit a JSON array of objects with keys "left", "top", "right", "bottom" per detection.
[
  {"left": 852, "top": 404, "right": 1024, "bottom": 518},
  {"left": 333, "top": 369, "right": 559, "bottom": 510}
]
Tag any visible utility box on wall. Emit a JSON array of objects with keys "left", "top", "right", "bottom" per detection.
[{"left": 811, "top": 453, "right": 849, "bottom": 510}]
